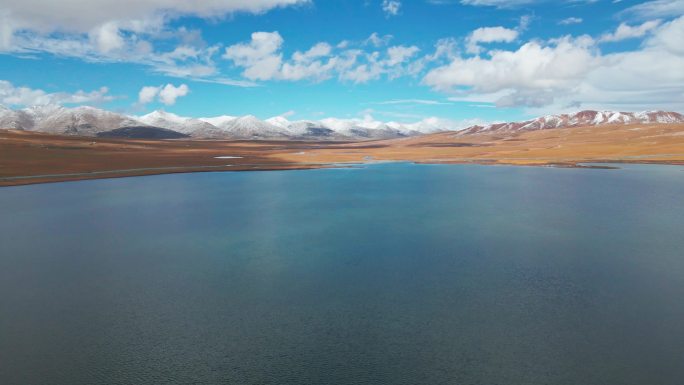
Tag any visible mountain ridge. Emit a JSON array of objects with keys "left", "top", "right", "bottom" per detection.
[
  {"left": 458, "top": 110, "right": 684, "bottom": 136},
  {"left": 1, "top": 105, "right": 683, "bottom": 140}
]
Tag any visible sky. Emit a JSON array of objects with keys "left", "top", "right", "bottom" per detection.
[{"left": 0, "top": 0, "right": 683, "bottom": 127}]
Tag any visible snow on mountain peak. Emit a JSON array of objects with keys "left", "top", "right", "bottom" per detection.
[
  {"left": 3, "top": 105, "right": 681, "bottom": 141},
  {"left": 140, "top": 110, "right": 187, "bottom": 123},
  {"left": 458, "top": 110, "right": 684, "bottom": 135},
  {"left": 265, "top": 116, "right": 291, "bottom": 128},
  {"left": 199, "top": 115, "right": 237, "bottom": 128}
]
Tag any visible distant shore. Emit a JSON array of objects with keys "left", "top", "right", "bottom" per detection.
[{"left": 2, "top": 124, "right": 684, "bottom": 187}]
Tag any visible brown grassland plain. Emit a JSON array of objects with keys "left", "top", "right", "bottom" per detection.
[{"left": 1, "top": 123, "right": 684, "bottom": 186}]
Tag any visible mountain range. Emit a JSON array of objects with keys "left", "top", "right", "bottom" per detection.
[
  {"left": 458, "top": 110, "right": 684, "bottom": 135},
  {"left": 0, "top": 105, "right": 441, "bottom": 140},
  {"left": 1, "top": 104, "right": 683, "bottom": 140}
]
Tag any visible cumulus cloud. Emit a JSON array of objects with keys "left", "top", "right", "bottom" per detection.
[
  {"left": 223, "top": 31, "right": 284, "bottom": 80},
  {"left": 621, "top": 0, "right": 684, "bottom": 19},
  {"left": 337, "top": 45, "right": 420, "bottom": 83},
  {"left": 2, "top": 25, "right": 256, "bottom": 88},
  {"left": 159, "top": 84, "right": 190, "bottom": 105},
  {"left": 460, "top": 0, "right": 538, "bottom": 7},
  {"left": 559, "top": 17, "right": 583, "bottom": 25},
  {"left": 292, "top": 42, "right": 332, "bottom": 61},
  {"left": 424, "top": 35, "right": 598, "bottom": 107},
  {"left": 647, "top": 15, "right": 684, "bottom": 55},
  {"left": 223, "top": 31, "right": 420, "bottom": 83},
  {"left": 466, "top": 26, "right": 519, "bottom": 54},
  {"left": 386, "top": 45, "right": 421, "bottom": 66},
  {"left": 423, "top": 16, "right": 684, "bottom": 111},
  {"left": 0, "top": 80, "right": 114, "bottom": 106},
  {"left": 89, "top": 22, "right": 125, "bottom": 53},
  {"left": 364, "top": 32, "right": 394, "bottom": 47},
  {"left": 138, "top": 86, "right": 161, "bottom": 105},
  {"left": 599, "top": 20, "right": 662, "bottom": 42},
  {"left": 0, "top": 11, "right": 16, "bottom": 50},
  {"left": 0, "top": 1, "right": 305, "bottom": 85},
  {"left": 374, "top": 99, "right": 454, "bottom": 105},
  {"left": 382, "top": 0, "right": 402, "bottom": 17},
  {"left": 425, "top": 35, "right": 597, "bottom": 96},
  {"left": 407, "top": 37, "right": 458, "bottom": 74},
  {"left": 137, "top": 83, "right": 189, "bottom": 105},
  {"left": 280, "top": 43, "right": 339, "bottom": 81},
  {"left": 0, "top": 1, "right": 307, "bottom": 34},
  {"left": 4, "top": 1, "right": 683, "bottom": 114}
]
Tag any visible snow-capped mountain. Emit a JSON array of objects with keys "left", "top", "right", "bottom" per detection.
[
  {"left": 0, "top": 105, "right": 140, "bottom": 135},
  {"left": 289, "top": 121, "right": 341, "bottom": 139},
  {"left": 2, "top": 105, "right": 682, "bottom": 140},
  {"left": 265, "top": 116, "right": 291, "bottom": 129},
  {"left": 266, "top": 117, "right": 347, "bottom": 139},
  {"left": 139, "top": 110, "right": 226, "bottom": 139},
  {"left": 220, "top": 115, "right": 288, "bottom": 139},
  {"left": 0, "top": 104, "right": 454, "bottom": 140},
  {"left": 198, "top": 115, "right": 237, "bottom": 129},
  {"left": 319, "top": 117, "right": 412, "bottom": 139},
  {"left": 459, "top": 110, "right": 684, "bottom": 135},
  {"left": 0, "top": 105, "right": 34, "bottom": 130}
]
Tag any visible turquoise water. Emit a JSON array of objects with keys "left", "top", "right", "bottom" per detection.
[{"left": 1, "top": 163, "right": 683, "bottom": 385}]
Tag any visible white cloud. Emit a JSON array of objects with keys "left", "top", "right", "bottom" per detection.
[
  {"left": 0, "top": 1, "right": 308, "bottom": 35},
  {"left": 0, "top": 80, "right": 114, "bottom": 106},
  {"left": 429, "top": 38, "right": 459, "bottom": 61},
  {"left": 137, "top": 83, "right": 189, "bottom": 105},
  {"left": 338, "top": 62, "right": 383, "bottom": 83},
  {"left": 0, "top": 11, "right": 15, "bottom": 50},
  {"left": 423, "top": 16, "right": 684, "bottom": 111},
  {"left": 364, "top": 32, "right": 393, "bottom": 47},
  {"left": 338, "top": 45, "right": 420, "bottom": 83},
  {"left": 407, "top": 38, "right": 459, "bottom": 74},
  {"left": 223, "top": 31, "right": 338, "bottom": 82},
  {"left": 424, "top": 35, "right": 599, "bottom": 107},
  {"left": 647, "top": 15, "right": 684, "bottom": 55},
  {"left": 89, "top": 22, "right": 125, "bottom": 53},
  {"left": 460, "top": 0, "right": 604, "bottom": 8},
  {"left": 280, "top": 42, "right": 338, "bottom": 81},
  {"left": 374, "top": 99, "right": 454, "bottom": 105},
  {"left": 3, "top": 1, "right": 682, "bottom": 114},
  {"left": 425, "top": 35, "right": 597, "bottom": 96},
  {"left": 2, "top": 26, "right": 257, "bottom": 88},
  {"left": 223, "top": 31, "right": 420, "bottom": 83},
  {"left": 466, "top": 26, "right": 519, "bottom": 54},
  {"left": 280, "top": 59, "right": 338, "bottom": 81},
  {"left": 599, "top": 20, "right": 662, "bottom": 42},
  {"left": 382, "top": 0, "right": 401, "bottom": 17},
  {"left": 138, "top": 86, "right": 161, "bottom": 105},
  {"left": 621, "top": 0, "right": 684, "bottom": 19},
  {"left": 460, "top": 0, "right": 538, "bottom": 7},
  {"left": 292, "top": 42, "right": 332, "bottom": 61},
  {"left": 559, "top": 17, "right": 583, "bottom": 25},
  {"left": 159, "top": 84, "right": 189, "bottom": 105},
  {"left": 386, "top": 45, "right": 420, "bottom": 66},
  {"left": 0, "top": 1, "right": 306, "bottom": 86},
  {"left": 223, "top": 31, "right": 284, "bottom": 81}
]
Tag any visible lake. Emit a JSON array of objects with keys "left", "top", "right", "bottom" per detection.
[{"left": 1, "top": 163, "right": 683, "bottom": 384}]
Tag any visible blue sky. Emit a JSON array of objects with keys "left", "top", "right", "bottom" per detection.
[{"left": 0, "top": 0, "right": 683, "bottom": 126}]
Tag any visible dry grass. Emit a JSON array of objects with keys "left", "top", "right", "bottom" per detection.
[
  {"left": 275, "top": 123, "right": 684, "bottom": 166},
  {"left": 2, "top": 123, "right": 684, "bottom": 186}
]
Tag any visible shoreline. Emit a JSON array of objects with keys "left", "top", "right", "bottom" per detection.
[
  {"left": 0, "top": 163, "right": 329, "bottom": 187},
  {"left": 3, "top": 159, "right": 683, "bottom": 188},
  {"left": 2, "top": 125, "right": 684, "bottom": 187}
]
